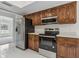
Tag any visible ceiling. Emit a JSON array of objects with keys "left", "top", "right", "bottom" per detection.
[
  {"left": 0, "top": 1, "right": 72, "bottom": 15},
  {"left": 7, "top": 1, "right": 35, "bottom": 8}
]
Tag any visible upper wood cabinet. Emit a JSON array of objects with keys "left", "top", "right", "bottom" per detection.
[
  {"left": 67, "top": 2, "right": 76, "bottom": 24},
  {"left": 57, "top": 2, "right": 76, "bottom": 24},
  {"left": 41, "top": 10, "right": 48, "bottom": 18},
  {"left": 34, "top": 12, "right": 41, "bottom": 25},
  {"left": 25, "top": 1, "right": 76, "bottom": 25},
  {"left": 51, "top": 7, "right": 57, "bottom": 16},
  {"left": 57, "top": 5, "right": 67, "bottom": 23},
  {"left": 32, "top": 13, "right": 36, "bottom": 25}
]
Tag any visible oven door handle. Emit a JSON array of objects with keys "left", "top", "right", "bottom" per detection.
[{"left": 39, "top": 35, "right": 55, "bottom": 38}]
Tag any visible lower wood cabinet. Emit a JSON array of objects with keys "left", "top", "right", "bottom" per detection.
[
  {"left": 28, "top": 34, "right": 39, "bottom": 52},
  {"left": 28, "top": 35, "right": 34, "bottom": 50},
  {"left": 56, "top": 37, "right": 79, "bottom": 58}
]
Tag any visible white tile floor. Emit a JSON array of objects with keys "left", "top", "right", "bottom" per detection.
[
  {"left": 0, "top": 43, "right": 46, "bottom": 58},
  {"left": 6, "top": 48, "right": 46, "bottom": 58}
]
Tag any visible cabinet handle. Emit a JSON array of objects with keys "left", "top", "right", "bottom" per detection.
[{"left": 64, "top": 45, "right": 76, "bottom": 48}]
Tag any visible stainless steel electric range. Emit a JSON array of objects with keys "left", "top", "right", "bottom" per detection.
[{"left": 39, "top": 28, "right": 59, "bottom": 58}]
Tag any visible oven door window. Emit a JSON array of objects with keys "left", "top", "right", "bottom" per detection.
[{"left": 39, "top": 37, "right": 56, "bottom": 52}]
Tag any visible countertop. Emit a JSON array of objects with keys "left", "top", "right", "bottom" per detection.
[
  {"left": 28, "top": 33, "right": 55, "bottom": 38},
  {"left": 28, "top": 32, "right": 79, "bottom": 39},
  {"left": 57, "top": 33, "right": 79, "bottom": 39},
  {"left": 28, "top": 33, "right": 39, "bottom": 35}
]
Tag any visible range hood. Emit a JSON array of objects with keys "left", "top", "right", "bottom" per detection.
[{"left": 41, "top": 16, "right": 58, "bottom": 25}]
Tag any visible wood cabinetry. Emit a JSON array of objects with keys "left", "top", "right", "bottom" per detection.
[
  {"left": 51, "top": 7, "right": 57, "bottom": 16},
  {"left": 56, "top": 37, "right": 79, "bottom": 58},
  {"left": 26, "top": 12, "right": 41, "bottom": 25},
  {"left": 34, "top": 12, "right": 41, "bottom": 25},
  {"left": 57, "top": 2, "right": 76, "bottom": 24},
  {"left": 57, "top": 5, "right": 67, "bottom": 23},
  {"left": 25, "top": 1, "right": 76, "bottom": 25},
  {"left": 28, "top": 34, "right": 34, "bottom": 50},
  {"left": 28, "top": 34, "right": 39, "bottom": 52},
  {"left": 41, "top": 10, "right": 48, "bottom": 18},
  {"left": 34, "top": 35, "right": 39, "bottom": 51}
]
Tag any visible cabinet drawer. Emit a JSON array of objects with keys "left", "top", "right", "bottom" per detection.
[
  {"left": 57, "top": 37, "right": 77, "bottom": 46},
  {"left": 57, "top": 37, "right": 65, "bottom": 45}
]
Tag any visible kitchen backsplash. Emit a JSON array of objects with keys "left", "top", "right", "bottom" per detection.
[{"left": 35, "top": 24, "right": 77, "bottom": 34}]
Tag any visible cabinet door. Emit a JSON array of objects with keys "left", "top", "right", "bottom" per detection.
[
  {"left": 28, "top": 35, "right": 34, "bottom": 50},
  {"left": 67, "top": 2, "right": 76, "bottom": 24},
  {"left": 31, "top": 13, "right": 36, "bottom": 25},
  {"left": 28, "top": 36, "right": 32, "bottom": 49},
  {"left": 57, "top": 45, "right": 67, "bottom": 58},
  {"left": 51, "top": 7, "right": 57, "bottom": 16},
  {"left": 57, "top": 44, "right": 76, "bottom": 58},
  {"left": 57, "top": 2, "right": 76, "bottom": 24},
  {"left": 46, "top": 9, "right": 52, "bottom": 16},
  {"left": 28, "top": 34, "right": 39, "bottom": 51},
  {"left": 57, "top": 5, "right": 67, "bottom": 24},
  {"left": 76, "top": 39, "right": 79, "bottom": 58},
  {"left": 34, "top": 35, "right": 39, "bottom": 52},
  {"left": 31, "top": 12, "right": 41, "bottom": 25},
  {"left": 41, "top": 10, "right": 48, "bottom": 18},
  {"left": 38, "top": 12, "right": 42, "bottom": 25},
  {"left": 35, "top": 12, "right": 41, "bottom": 25},
  {"left": 57, "top": 37, "right": 76, "bottom": 58},
  {"left": 76, "top": 47, "right": 79, "bottom": 58}
]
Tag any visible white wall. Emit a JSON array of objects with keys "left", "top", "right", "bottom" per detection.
[{"left": 35, "top": 2, "right": 79, "bottom": 35}]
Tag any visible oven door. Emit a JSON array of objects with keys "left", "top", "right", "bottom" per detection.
[{"left": 39, "top": 36, "right": 56, "bottom": 53}]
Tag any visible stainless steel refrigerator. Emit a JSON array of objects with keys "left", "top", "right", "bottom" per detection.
[{"left": 16, "top": 18, "right": 34, "bottom": 50}]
